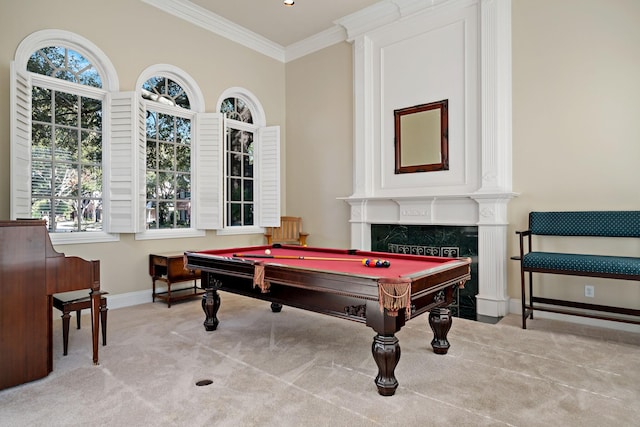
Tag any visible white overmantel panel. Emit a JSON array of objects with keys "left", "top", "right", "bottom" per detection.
[
  {"left": 377, "top": 3, "right": 479, "bottom": 195},
  {"left": 339, "top": 0, "right": 516, "bottom": 319}
]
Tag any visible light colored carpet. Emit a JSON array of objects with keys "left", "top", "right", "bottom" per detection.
[{"left": 1, "top": 293, "right": 638, "bottom": 427}]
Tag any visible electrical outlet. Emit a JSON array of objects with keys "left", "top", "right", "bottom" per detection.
[{"left": 584, "top": 285, "right": 595, "bottom": 298}]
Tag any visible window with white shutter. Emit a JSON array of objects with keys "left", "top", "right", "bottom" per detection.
[
  {"left": 12, "top": 32, "right": 280, "bottom": 242},
  {"left": 217, "top": 89, "right": 281, "bottom": 233},
  {"left": 11, "top": 30, "right": 119, "bottom": 244},
  {"left": 134, "top": 66, "right": 208, "bottom": 240}
]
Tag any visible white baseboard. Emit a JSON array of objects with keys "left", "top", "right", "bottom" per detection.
[
  {"left": 508, "top": 298, "right": 640, "bottom": 333},
  {"left": 106, "top": 283, "right": 203, "bottom": 310},
  {"left": 107, "top": 289, "right": 154, "bottom": 310}
]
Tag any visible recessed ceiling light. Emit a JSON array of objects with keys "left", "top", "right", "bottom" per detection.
[{"left": 284, "top": 0, "right": 295, "bottom": 6}]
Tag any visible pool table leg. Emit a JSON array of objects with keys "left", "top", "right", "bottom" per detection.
[
  {"left": 372, "top": 334, "right": 400, "bottom": 396},
  {"left": 429, "top": 307, "right": 452, "bottom": 354},
  {"left": 366, "top": 300, "right": 405, "bottom": 396},
  {"left": 202, "top": 287, "right": 220, "bottom": 331}
]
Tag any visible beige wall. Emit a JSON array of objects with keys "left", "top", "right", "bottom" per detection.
[
  {"left": 510, "top": 0, "right": 640, "bottom": 308},
  {"left": 284, "top": 43, "right": 353, "bottom": 248},
  {"left": 1, "top": 0, "right": 638, "bottom": 314},
  {"left": 0, "top": 0, "right": 285, "bottom": 297}
]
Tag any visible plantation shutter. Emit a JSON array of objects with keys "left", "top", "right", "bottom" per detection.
[
  {"left": 195, "top": 113, "right": 223, "bottom": 230},
  {"left": 108, "top": 92, "right": 146, "bottom": 233},
  {"left": 257, "top": 126, "right": 280, "bottom": 227},
  {"left": 10, "top": 62, "right": 32, "bottom": 220}
]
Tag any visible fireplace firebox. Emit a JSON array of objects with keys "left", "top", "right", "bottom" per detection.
[{"left": 371, "top": 224, "right": 478, "bottom": 320}]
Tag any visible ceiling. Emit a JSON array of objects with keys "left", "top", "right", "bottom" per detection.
[{"left": 187, "top": 0, "right": 384, "bottom": 47}]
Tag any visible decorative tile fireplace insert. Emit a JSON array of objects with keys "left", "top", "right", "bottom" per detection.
[{"left": 371, "top": 224, "right": 478, "bottom": 320}]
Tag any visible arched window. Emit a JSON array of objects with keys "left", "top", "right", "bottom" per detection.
[
  {"left": 134, "top": 65, "right": 210, "bottom": 240},
  {"left": 28, "top": 47, "right": 103, "bottom": 234},
  {"left": 217, "top": 88, "right": 280, "bottom": 231},
  {"left": 221, "top": 96, "right": 256, "bottom": 226},
  {"left": 11, "top": 30, "right": 119, "bottom": 244}
]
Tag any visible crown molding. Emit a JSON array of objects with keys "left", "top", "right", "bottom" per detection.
[
  {"left": 285, "top": 26, "right": 347, "bottom": 62},
  {"left": 335, "top": 1, "right": 401, "bottom": 42},
  {"left": 142, "top": 0, "right": 459, "bottom": 63},
  {"left": 336, "top": 0, "right": 468, "bottom": 42},
  {"left": 141, "top": 0, "right": 286, "bottom": 62}
]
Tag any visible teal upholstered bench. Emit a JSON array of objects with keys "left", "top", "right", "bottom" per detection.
[{"left": 515, "top": 211, "right": 640, "bottom": 329}]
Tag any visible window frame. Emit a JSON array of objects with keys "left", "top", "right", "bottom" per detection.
[
  {"left": 215, "top": 88, "right": 280, "bottom": 236},
  {"left": 223, "top": 117, "right": 258, "bottom": 230},
  {"left": 11, "top": 29, "right": 119, "bottom": 245},
  {"left": 30, "top": 74, "right": 107, "bottom": 235},
  {"left": 134, "top": 65, "right": 206, "bottom": 241}
]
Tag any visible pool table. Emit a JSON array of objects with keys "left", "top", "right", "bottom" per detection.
[{"left": 184, "top": 245, "right": 471, "bottom": 396}]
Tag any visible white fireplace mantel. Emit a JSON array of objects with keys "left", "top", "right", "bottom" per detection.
[{"left": 339, "top": 0, "right": 515, "bottom": 319}]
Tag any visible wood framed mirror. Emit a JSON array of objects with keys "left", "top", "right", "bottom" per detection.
[{"left": 394, "top": 99, "right": 448, "bottom": 174}]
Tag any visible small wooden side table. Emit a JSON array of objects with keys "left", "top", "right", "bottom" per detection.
[{"left": 149, "top": 252, "right": 203, "bottom": 307}]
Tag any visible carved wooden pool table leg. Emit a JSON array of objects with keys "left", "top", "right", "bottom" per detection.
[
  {"left": 429, "top": 307, "right": 452, "bottom": 354},
  {"left": 366, "top": 300, "right": 405, "bottom": 396},
  {"left": 372, "top": 334, "right": 400, "bottom": 396},
  {"left": 202, "top": 287, "right": 220, "bottom": 331}
]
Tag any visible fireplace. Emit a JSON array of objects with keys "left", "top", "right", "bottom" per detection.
[
  {"left": 338, "top": 0, "right": 515, "bottom": 322},
  {"left": 340, "top": 194, "right": 513, "bottom": 322},
  {"left": 371, "top": 224, "right": 478, "bottom": 320}
]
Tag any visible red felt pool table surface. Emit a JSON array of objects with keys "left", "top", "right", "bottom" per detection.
[{"left": 192, "top": 245, "right": 465, "bottom": 279}]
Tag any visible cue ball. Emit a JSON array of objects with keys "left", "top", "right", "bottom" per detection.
[{"left": 265, "top": 249, "right": 271, "bottom": 255}]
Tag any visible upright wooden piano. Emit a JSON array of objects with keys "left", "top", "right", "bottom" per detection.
[{"left": 0, "top": 220, "right": 101, "bottom": 390}]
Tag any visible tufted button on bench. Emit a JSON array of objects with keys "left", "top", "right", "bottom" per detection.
[
  {"left": 514, "top": 211, "right": 640, "bottom": 329},
  {"left": 52, "top": 290, "right": 108, "bottom": 356}
]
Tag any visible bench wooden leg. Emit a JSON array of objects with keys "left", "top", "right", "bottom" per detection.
[
  {"left": 61, "top": 311, "right": 71, "bottom": 356},
  {"left": 520, "top": 269, "right": 536, "bottom": 329},
  {"left": 520, "top": 266, "right": 527, "bottom": 329},
  {"left": 528, "top": 271, "right": 534, "bottom": 321},
  {"left": 100, "top": 300, "right": 108, "bottom": 346}
]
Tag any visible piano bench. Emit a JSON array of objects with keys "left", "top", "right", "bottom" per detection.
[{"left": 52, "top": 291, "right": 108, "bottom": 356}]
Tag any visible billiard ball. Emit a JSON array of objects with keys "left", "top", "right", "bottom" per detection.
[{"left": 265, "top": 249, "right": 271, "bottom": 255}]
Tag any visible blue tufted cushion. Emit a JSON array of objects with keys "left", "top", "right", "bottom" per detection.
[
  {"left": 529, "top": 211, "right": 640, "bottom": 237},
  {"left": 522, "top": 252, "right": 640, "bottom": 276}
]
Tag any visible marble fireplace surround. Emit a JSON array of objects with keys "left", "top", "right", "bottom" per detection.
[
  {"left": 341, "top": 195, "right": 514, "bottom": 320},
  {"left": 338, "top": 0, "right": 516, "bottom": 320}
]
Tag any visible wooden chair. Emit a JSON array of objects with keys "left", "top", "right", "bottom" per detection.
[{"left": 264, "top": 216, "right": 309, "bottom": 246}]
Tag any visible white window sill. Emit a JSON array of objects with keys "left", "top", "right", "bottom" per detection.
[{"left": 50, "top": 231, "right": 120, "bottom": 246}]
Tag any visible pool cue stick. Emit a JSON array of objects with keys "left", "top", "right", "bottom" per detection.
[
  {"left": 233, "top": 253, "right": 360, "bottom": 261},
  {"left": 232, "top": 253, "right": 391, "bottom": 267}
]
